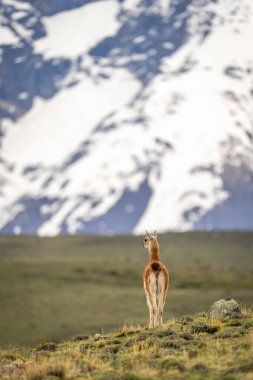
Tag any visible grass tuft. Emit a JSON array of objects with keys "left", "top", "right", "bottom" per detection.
[
  {"left": 26, "top": 364, "right": 65, "bottom": 380},
  {"left": 191, "top": 321, "right": 219, "bottom": 334},
  {"left": 35, "top": 342, "right": 57, "bottom": 352},
  {"left": 159, "top": 358, "right": 185, "bottom": 372},
  {"left": 72, "top": 334, "right": 89, "bottom": 342}
]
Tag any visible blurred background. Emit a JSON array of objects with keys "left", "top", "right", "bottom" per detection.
[{"left": 0, "top": 0, "right": 252, "bottom": 346}]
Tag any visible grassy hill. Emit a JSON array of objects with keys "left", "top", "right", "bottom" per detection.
[
  {"left": 0, "top": 308, "right": 252, "bottom": 380},
  {"left": 0, "top": 232, "right": 253, "bottom": 346}
]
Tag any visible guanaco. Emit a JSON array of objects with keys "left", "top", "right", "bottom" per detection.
[{"left": 141, "top": 231, "right": 169, "bottom": 328}]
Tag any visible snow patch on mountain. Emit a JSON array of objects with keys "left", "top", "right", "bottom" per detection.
[
  {"left": 35, "top": 0, "right": 120, "bottom": 59},
  {"left": 2, "top": 68, "right": 140, "bottom": 166},
  {"left": 0, "top": 26, "right": 18, "bottom": 45},
  {"left": 0, "top": 0, "right": 253, "bottom": 235}
]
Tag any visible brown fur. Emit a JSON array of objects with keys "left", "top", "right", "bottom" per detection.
[{"left": 141, "top": 232, "right": 169, "bottom": 328}]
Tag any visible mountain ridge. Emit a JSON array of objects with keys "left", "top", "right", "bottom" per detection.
[{"left": 0, "top": 0, "right": 253, "bottom": 235}]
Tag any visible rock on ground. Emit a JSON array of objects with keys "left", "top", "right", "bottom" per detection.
[{"left": 208, "top": 299, "right": 241, "bottom": 321}]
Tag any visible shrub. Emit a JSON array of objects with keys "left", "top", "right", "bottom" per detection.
[
  {"left": 154, "top": 328, "right": 176, "bottom": 338},
  {"left": 191, "top": 322, "right": 218, "bottom": 334},
  {"left": 225, "top": 319, "right": 241, "bottom": 327},
  {"left": 36, "top": 342, "right": 57, "bottom": 352},
  {"left": 159, "top": 358, "right": 185, "bottom": 372},
  {"left": 72, "top": 334, "right": 89, "bottom": 341},
  {"left": 125, "top": 333, "right": 149, "bottom": 347},
  {"left": 160, "top": 340, "right": 181, "bottom": 349},
  {"left": 188, "top": 350, "right": 198, "bottom": 359},
  {"left": 107, "top": 338, "right": 122, "bottom": 345},
  {"left": 179, "top": 332, "right": 194, "bottom": 340},
  {"left": 226, "top": 360, "right": 253, "bottom": 374},
  {"left": 179, "top": 315, "right": 193, "bottom": 325},
  {"left": 103, "top": 345, "right": 120, "bottom": 354},
  {"left": 244, "top": 320, "right": 253, "bottom": 329},
  {"left": 191, "top": 363, "right": 207, "bottom": 372},
  {"left": 217, "top": 327, "right": 243, "bottom": 339}
]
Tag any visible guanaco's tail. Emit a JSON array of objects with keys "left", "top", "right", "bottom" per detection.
[{"left": 151, "top": 261, "right": 161, "bottom": 272}]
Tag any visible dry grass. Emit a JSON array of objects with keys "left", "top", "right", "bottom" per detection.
[{"left": 0, "top": 309, "right": 252, "bottom": 380}]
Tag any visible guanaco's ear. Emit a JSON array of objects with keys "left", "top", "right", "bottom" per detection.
[
  {"left": 154, "top": 230, "right": 157, "bottom": 238},
  {"left": 146, "top": 230, "right": 150, "bottom": 237}
]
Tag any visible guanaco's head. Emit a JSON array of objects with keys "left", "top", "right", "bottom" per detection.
[{"left": 141, "top": 230, "right": 157, "bottom": 249}]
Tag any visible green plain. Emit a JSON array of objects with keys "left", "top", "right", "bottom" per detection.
[{"left": 0, "top": 232, "right": 252, "bottom": 346}]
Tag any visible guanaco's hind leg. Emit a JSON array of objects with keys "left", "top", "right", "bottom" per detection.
[
  {"left": 144, "top": 272, "right": 158, "bottom": 329},
  {"left": 157, "top": 270, "right": 167, "bottom": 326}
]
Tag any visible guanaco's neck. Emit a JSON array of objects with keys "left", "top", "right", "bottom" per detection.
[{"left": 149, "top": 239, "right": 160, "bottom": 261}]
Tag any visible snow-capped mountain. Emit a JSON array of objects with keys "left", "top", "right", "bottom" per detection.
[{"left": 0, "top": 0, "right": 253, "bottom": 235}]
